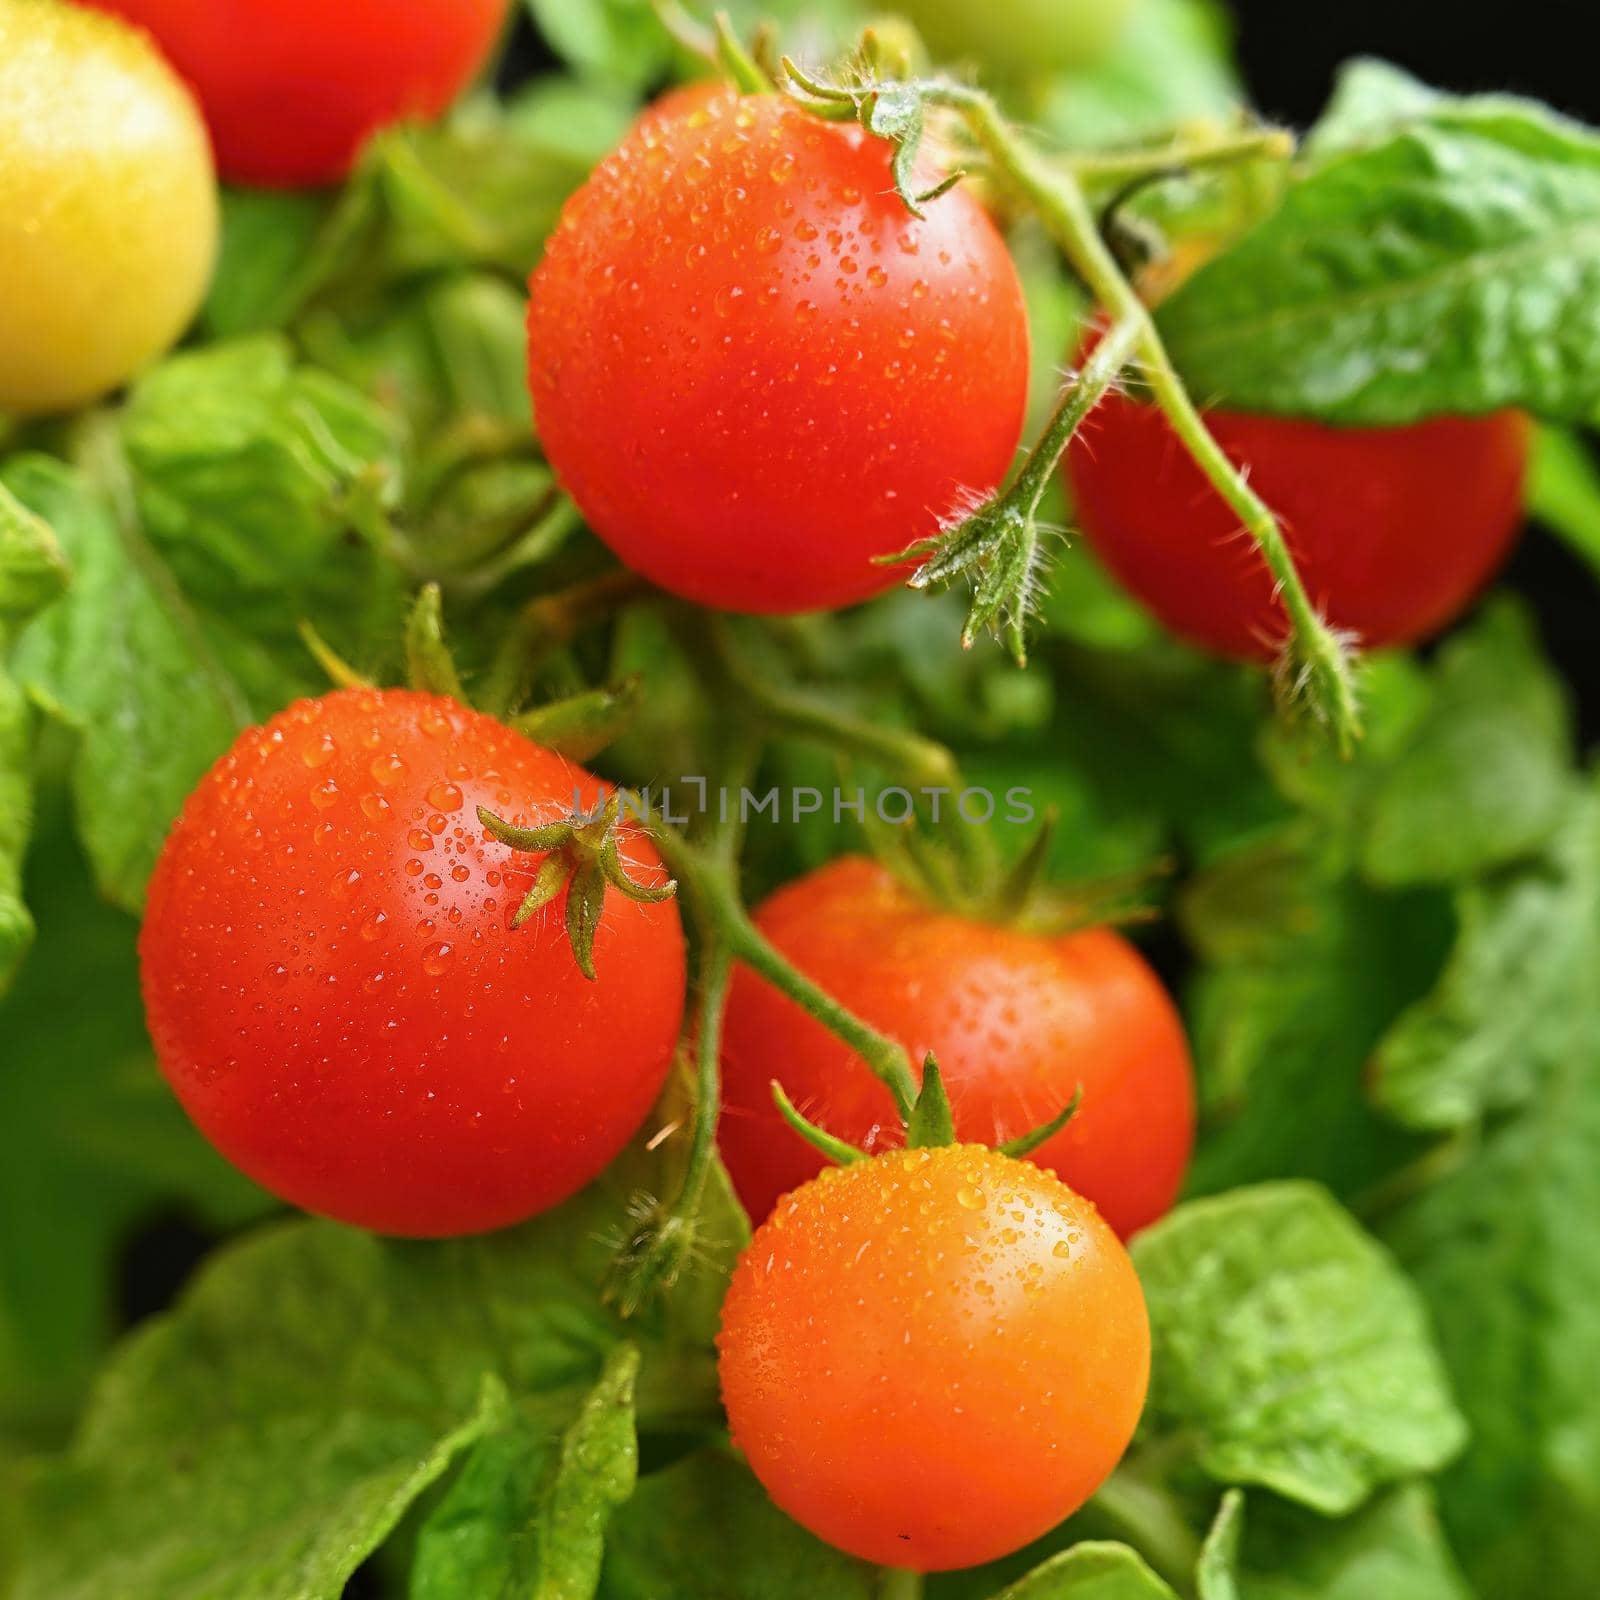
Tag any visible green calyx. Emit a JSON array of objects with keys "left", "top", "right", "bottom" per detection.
[
  {"left": 769, "top": 1052, "right": 1082, "bottom": 1168},
  {"left": 477, "top": 794, "right": 676, "bottom": 981}
]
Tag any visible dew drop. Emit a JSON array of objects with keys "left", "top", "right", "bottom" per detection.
[
  {"left": 309, "top": 780, "right": 340, "bottom": 810},
  {"left": 301, "top": 734, "right": 337, "bottom": 768},
  {"left": 754, "top": 225, "right": 783, "bottom": 256},
  {"left": 407, "top": 828, "right": 434, "bottom": 852},
  {"left": 422, "top": 942, "right": 455, "bottom": 977},
  {"left": 426, "top": 780, "right": 464, "bottom": 813},
  {"left": 360, "top": 911, "right": 388, "bottom": 941},
  {"left": 361, "top": 792, "right": 391, "bottom": 822},
  {"left": 371, "top": 754, "right": 406, "bottom": 787},
  {"left": 957, "top": 1185, "right": 986, "bottom": 1211}
]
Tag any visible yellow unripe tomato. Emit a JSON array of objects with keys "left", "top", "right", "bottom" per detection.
[{"left": 0, "top": 0, "right": 217, "bottom": 417}]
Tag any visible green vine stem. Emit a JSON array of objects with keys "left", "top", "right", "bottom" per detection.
[
  {"left": 891, "top": 313, "right": 1142, "bottom": 662},
  {"left": 920, "top": 81, "right": 1361, "bottom": 749},
  {"left": 699, "top": 615, "right": 961, "bottom": 792},
  {"left": 878, "top": 1568, "right": 924, "bottom": 1600},
  {"left": 1061, "top": 122, "right": 1295, "bottom": 183}
]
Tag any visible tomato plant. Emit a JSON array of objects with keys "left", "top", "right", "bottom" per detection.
[
  {"left": 717, "top": 1143, "right": 1151, "bottom": 1570},
  {"left": 719, "top": 855, "right": 1194, "bottom": 1236},
  {"left": 83, "top": 0, "right": 511, "bottom": 187},
  {"left": 527, "top": 85, "right": 1031, "bottom": 614},
  {"left": 138, "top": 688, "right": 686, "bottom": 1236},
  {"left": 1067, "top": 382, "right": 1531, "bottom": 659},
  {"left": 0, "top": 0, "right": 215, "bottom": 417}
]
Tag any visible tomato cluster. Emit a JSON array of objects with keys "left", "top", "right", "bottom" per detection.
[{"left": 30, "top": 29, "right": 1532, "bottom": 1580}]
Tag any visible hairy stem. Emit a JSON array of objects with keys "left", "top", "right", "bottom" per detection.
[{"left": 926, "top": 83, "right": 1359, "bottom": 748}]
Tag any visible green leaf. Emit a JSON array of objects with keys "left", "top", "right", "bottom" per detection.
[
  {"left": 986, "top": 1543, "right": 1181, "bottom": 1599},
  {"left": 1373, "top": 790, "right": 1600, "bottom": 1128},
  {"left": 597, "top": 1450, "right": 879, "bottom": 1599},
  {"left": 1382, "top": 778, "right": 1600, "bottom": 1599},
  {"left": 6, "top": 454, "right": 250, "bottom": 911},
  {"left": 1157, "top": 71, "right": 1600, "bottom": 422},
  {"left": 1529, "top": 424, "right": 1600, "bottom": 582},
  {"left": 410, "top": 1344, "right": 639, "bottom": 1600},
  {"left": 1199, "top": 1484, "right": 1472, "bottom": 1600},
  {"left": 1194, "top": 1492, "right": 1242, "bottom": 1600},
  {"left": 1041, "top": 0, "right": 1241, "bottom": 150},
  {"left": 0, "top": 478, "right": 68, "bottom": 992},
  {"left": 1131, "top": 1182, "right": 1466, "bottom": 1515},
  {"left": 8, "top": 341, "right": 406, "bottom": 908},
  {"left": 1180, "top": 830, "right": 1450, "bottom": 1195},
  {"left": 14, "top": 1118, "right": 739, "bottom": 1600},
  {"left": 0, "top": 807, "right": 269, "bottom": 1457},
  {"left": 1357, "top": 600, "right": 1573, "bottom": 886}
]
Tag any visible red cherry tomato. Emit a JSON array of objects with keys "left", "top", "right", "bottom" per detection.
[
  {"left": 717, "top": 1144, "right": 1150, "bottom": 1570},
  {"left": 82, "top": 0, "right": 510, "bottom": 187},
  {"left": 719, "top": 856, "right": 1193, "bottom": 1237},
  {"left": 1066, "top": 387, "right": 1529, "bottom": 659},
  {"left": 528, "top": 87, "right": 1030, "bottom": 614},
  {"left": 139, "top": 689, "right": 685, "bottom": 1236}
]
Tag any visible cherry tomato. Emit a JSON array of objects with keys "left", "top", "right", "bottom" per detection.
[
  {"left": 82, "top": 0, "right": 510, "bottom": 187},
  {"left": 717, "top": 1144, "right": 1150, "bottom": 1570},
  {"left": 139, "top": 689, "right": 685, "bottom": 1236},
  {"left": 0, "top": 0, "right": 216, "bottom": 417},
  {"left": 1066, "top": 387, "right": 1530, "bottom": 660},
  {"left": 719, "top": 856, "right": 1193, "bottom": 1237},
  {"left": 528, "top": 87, "right": 1030, "bottom": 614},
  {"left": 898, "top": 0, "right": 1139, "bottom": 79}
]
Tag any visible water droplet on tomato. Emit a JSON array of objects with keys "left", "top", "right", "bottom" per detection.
[{"left": 422, "top": 942, "right": 454, "bottom": 976}]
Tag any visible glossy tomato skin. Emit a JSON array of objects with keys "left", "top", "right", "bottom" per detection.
[
  {"left": 718, "top": 1145, "right": 1150, "bottom": 1570},
  {"left": 139, "top": 689, "right": 685, "bottom": 1236},
  {"left": 1066, "top": 389, "right": 1530, "bottom": 659},
  {"left": 83, "top": 0, "right": 510, "bottom": 187},
  {"left": 720, "top": 857, "right": 1193, "bottom": 1237},
  {"left": 528, "top": 87, "right": 1030, "bottom": 614},
  {"left": 0, "top": 0, "right": 216, "bottom": 417}
]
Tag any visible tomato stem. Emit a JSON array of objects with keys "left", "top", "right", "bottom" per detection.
[
  {"left": 698, "top": 615, "right": 962, "bottom": 792},
  {"left": 878, "top": 1569, "right": 924, "bottom": 1600},
  {"left": 1061, "top": 122, "right": 1295, "bottom": 184},
  {"left": 922, "top": 83, "right": 1361, "bottom": 750}
]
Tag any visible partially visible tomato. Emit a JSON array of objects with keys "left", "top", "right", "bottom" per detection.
[
  {"left": 82, "top": 0, "right": 510, "bottom": 187},
  {"left": 139, "top": 689, "right": 685, "bottom": 1237},
  {"left": 0, "top": 0, "right": 216, "bottom": 417},
  {"left": 719, "top": 856, "right": 1194, "bottom": 1237},
  {"left": 1066, "top": 389, "right": 1530, "bottom": 660},
  {"left": 898, "top": 0, "right": 1139, "bottom": 78},
  {"left": 718, "top": 1144, "right": 1150, "bottom": 1570},
  {"left": 528, "top": 86, "right": 1030, "bottom": 615}
]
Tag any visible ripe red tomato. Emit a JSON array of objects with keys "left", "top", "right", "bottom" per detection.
[
  {"left": 528, "top": 86, "right": 1030, "bottom": 614},
  {"left": 719, "top": 856, "right": 1193, "bottom": 1237},
  {"left": 139, "top": 689, "right": 685, "bottom": 1236},
  {"left": 1066, "top": 389, "right": 1529, "bottom": 659},
  {"left": 81, "top": 0, "right": 510, "bottom": 187},
  {"left": 717, "top": 1144, "right": 1150, "bottom": 1570}
]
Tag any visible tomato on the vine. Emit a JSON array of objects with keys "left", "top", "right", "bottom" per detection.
[
  {"left": 528, "top": 86, "right": 1030, "bottom": 614},
  {"left": 1066, "top": 386, "right": 1530, "bottom": 659},
  {"left": 717, "top": 1144, "right": 1150, "bottom": 1570},
  {"left": 719, "top": 856, "right": 1193, "bottom": 1237},
  {"left": 139, "top": 689, "right": 685, "bottom": 1237},
  {"left": 82, "top": 0, "right": 511, "bottom": 187},
  {"left": 0, "top": 0, "right": 216, "bottom": 417}
]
